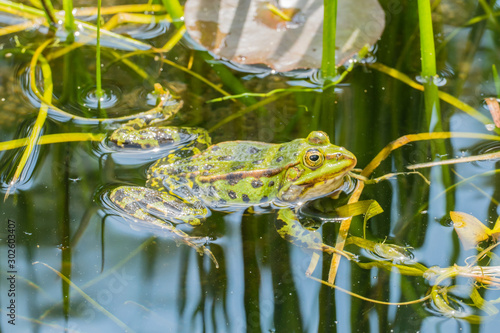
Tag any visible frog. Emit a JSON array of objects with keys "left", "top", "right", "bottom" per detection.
[{"left": 106, "top": 86, "right": 357, "bottom": 267}]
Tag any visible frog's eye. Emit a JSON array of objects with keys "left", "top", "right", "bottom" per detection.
[{"left": 304, "top": 149, "right": 324, "bottom": 169}]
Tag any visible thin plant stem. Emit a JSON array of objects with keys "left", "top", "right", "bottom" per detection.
[
  {"left": 96, "top": 0, "right": 103, "bottom": 100},
  {"left": 321, "top": 0, "right": 337, "bottom": 81}
]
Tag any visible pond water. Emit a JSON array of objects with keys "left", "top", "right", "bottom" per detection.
[{"left": 1, "top": 1, "right": 500, "bottom": 332}]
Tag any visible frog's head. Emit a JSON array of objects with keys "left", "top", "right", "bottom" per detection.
[{"left": 278, "top": 131, "right": 356, "bottom": 203}]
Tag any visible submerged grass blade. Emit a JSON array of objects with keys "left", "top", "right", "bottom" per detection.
[
  {"left": 34, "top": 262, "right": 135, "bottom": 332},
  {"left": 309, "top": 275, "right": 431, "bottom": 305}
]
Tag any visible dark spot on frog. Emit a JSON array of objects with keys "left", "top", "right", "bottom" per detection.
[
  {"left": 259, "top": 196, "right": 268, "bottom": 203},
  {"left": 211, "top": 146, "right": 220, "bottom": 152},
  {"left": 232, "top": 164, "right": 245, "bottom": 171},
  {"left": 186, "top": 165, "right": 198, "bottom": 172},
  {"left": 248, "top": 147, "right": 260, "bottom": 154},
  {"left": 202, "top": 171, "right": 209, "bottom": 176},
  {"left": 204, "top": 164, "right": 214, "bottom": 170},
  {"left": 218, "top": 198, "right": 227, "bottom": 205},
  {"left": 228, "top": 190, "right": 237, "bottom": 199},
  {"left": 218, "top": 155, "right": 233, "bottom": 161},
  {"left": 268, "top": 181, "right": 275, "bottom": 187},
  {"left": 251, "top": 179, "right": 263, "bottom": 188},
  {"left": 276, "top": 156, "right": 284, "bottom": 163},
  {"left": 228, "top": 178, "right": 239, "bottom": 186},
  {"left": 252, "top": 159, "right": 264, "bottom": 165},
  {"left": 275, "top": 217, "right": 287, "bottom": 231},
  {"left": 242, "top": 194, "right": 250, "bottom": 203},
  {"left": 279, "top": 145, "right": 286, "bottom": 151}
]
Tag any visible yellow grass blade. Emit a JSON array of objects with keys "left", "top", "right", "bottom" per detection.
[
  {"left": 0, "top": 133, "right": 105, "bottom": 152},
  {"left": 370, "top": 62, "right": 498, "bottom": 133},
  {"left": 5, "top": 38, "right": 53, "bottom": 199}
]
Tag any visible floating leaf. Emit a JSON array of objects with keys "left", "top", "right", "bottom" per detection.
[
  {"left": 485, "top": 97, "right": 500, "bottom": 128},
  {"left": 184, "top": 0, "right": 385, "bottom": 72},
  {"left": 450, "top": 211, "right": 499, "bottom": 250}
]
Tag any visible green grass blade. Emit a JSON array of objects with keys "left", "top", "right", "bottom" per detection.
[
  {"left": 321, "top": 0, "right": 338, "bottom": 81},
  {"left": 96, "top": 0, "right": 103, "bottom": 100},
  {"left": 62, "top": 0, "right": 75, "bottom": 39},
  {"left": 160, "top": 0, "right": 184, "bottom": 28}
]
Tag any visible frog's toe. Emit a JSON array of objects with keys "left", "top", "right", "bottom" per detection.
[{"left": 173, "top": 235, "right": 219, "bottom": 268}]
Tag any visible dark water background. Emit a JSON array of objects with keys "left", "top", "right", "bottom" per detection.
[{"left": 1, "top": 1, "right": 500, "bottom": 332}]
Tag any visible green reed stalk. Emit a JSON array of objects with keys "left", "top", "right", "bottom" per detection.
[
  {"left": 62, "top": 0, "right": 75, "bottom": 41},
  {"left": 493, "top": 64, "right": 500, "bottom": 98},
  {"left": 321, "top": 0, "right": 337, "bottom": 81},
  {"left": 95, "top": 0, "right": 103, "bottom": 99},
  {"left": 417, "top": 1, "right": 455, "bottom": 215},
  {"left": 161, "top": 0, "right": 184, "bottom": 29},
  {"left": 417, "top": 0, "right": 441, "bottom": 131}
]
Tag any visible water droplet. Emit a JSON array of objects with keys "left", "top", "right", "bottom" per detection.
[{"left": 486, "top": 123, "right": 496, "bottom": 131}]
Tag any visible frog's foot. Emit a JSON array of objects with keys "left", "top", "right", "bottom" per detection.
[
  {"left": 275, "top": 208, "right": 357, "bottom": 261},
  {"left": 108, "top": 186, "right": 219, "bottom": 268}
]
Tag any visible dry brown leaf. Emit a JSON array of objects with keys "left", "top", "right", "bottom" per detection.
[{"left": 484, "top": 98, "right": 500, "bottom": 128}]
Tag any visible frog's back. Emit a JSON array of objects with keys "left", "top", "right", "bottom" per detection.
[{"left": 149, "top": 139, "right": 304, "bottom": 207}]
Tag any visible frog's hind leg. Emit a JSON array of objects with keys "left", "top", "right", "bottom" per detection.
[
  {"left": 108, "top": 186, "right": 218, "bottom": 267},
  {"left": 110, "top": 123, "right": 211, "bottom": 152},
  {"left": 275, "top": 208, "right": 356, "bottom": 261}
]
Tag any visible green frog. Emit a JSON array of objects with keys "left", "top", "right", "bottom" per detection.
[{"left": 107, "top": 86, "right": 357, "bottom": 267}]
